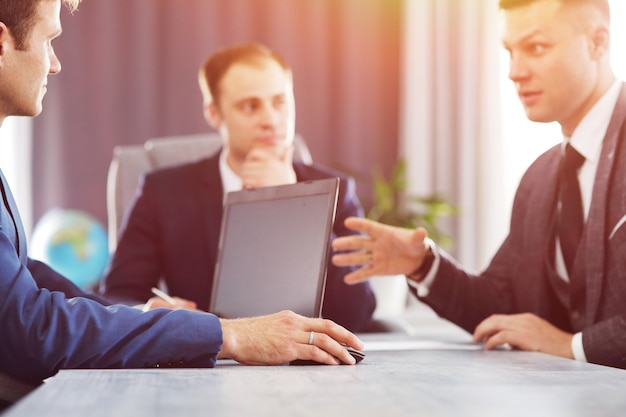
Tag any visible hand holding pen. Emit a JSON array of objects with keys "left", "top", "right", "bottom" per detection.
[{"left": 143, "top": 287, "right": 201, "bottom": 312}]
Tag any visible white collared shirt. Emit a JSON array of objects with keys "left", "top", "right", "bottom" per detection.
[
  {"left": 219, "top": 149, "right": 243, "bottom": 196},
  {"left": 553, "top": 80, "right": 622, "bottom": 284},
  {"left": 566, "top": 78, "right": 622, "bottom": 231}
]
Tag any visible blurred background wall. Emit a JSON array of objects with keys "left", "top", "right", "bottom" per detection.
[
  {"left": 25, "top": 0, "right": 624, "bottom": 271},
  {"left": 32, "top": 0, "right": 402, "bottom": 229}
]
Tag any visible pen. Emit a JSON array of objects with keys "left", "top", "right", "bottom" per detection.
[{"left": 150, "top": 287, "right": 177, "bottom": 305}]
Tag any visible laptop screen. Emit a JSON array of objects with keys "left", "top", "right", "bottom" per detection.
[{"left": 209, "top": 178, "right": 339, "bottom": 318}]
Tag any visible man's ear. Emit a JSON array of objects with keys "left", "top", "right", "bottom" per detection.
[
  {"left": 204, "top": 101, "right": 222, "bottom": 129},
  {"left": 0, "top": 23, "right": 9, "bottom": 62},
  {"left": 589, "top": 24, "right": 610, "bottom": 59}
]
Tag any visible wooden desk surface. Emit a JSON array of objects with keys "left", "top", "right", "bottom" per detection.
[{"left": 5, "top": 334, "right": 626, "bottom": 417}]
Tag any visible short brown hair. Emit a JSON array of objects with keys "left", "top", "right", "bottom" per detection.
[
  {"left": 198, "top": 43, "right": 292, "bottom": 106},
  {"left": 0, "top": 0, "right": 82, "bottom": 50}
]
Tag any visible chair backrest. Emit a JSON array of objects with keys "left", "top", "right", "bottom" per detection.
[
  {"left": 107, "top": 132, "right": 313, "bottom": 250},
  {"left": 144, "top": 132, "right": 223, "bottom": 169}
]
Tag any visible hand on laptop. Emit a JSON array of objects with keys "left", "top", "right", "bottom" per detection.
[
  {"left": 218, "top": 310, "right": 364, "bottom": 365},
  {"left": 241, "top": 143, "right": 296, "bottom": 189}
]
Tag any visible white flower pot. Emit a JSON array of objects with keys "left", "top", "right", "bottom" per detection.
[{"left": 369, "top": 274, "right": 409, "bottom": 318}]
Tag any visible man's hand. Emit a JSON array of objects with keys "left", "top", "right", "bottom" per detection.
[
  {"left": 241, "top": 143, "right": 296, "bottom": 188},
  {"left": 143, "top": 296, "right": 201, "bottom": 312},
  {"left": 218, "top": 310, "right": 364, "bottom": 365},
  {"left": 473, "top": 313, "right": 574, "bottom": 359},
  {"left": 331, "top": 217, "right": 430, "bottom": 284}
]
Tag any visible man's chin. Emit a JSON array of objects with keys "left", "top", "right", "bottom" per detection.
[
  {"left": 524, "top": 109, "right": 555, "bottom": 124},
  {"left": 12, "top": 107, "right": 42, "bottom": 118},
  {"left": 23, "top": 98, "right": 44, "bottom": 117},
  {"left": 252, "top": 140, "right": 288, "bottom": 155}
]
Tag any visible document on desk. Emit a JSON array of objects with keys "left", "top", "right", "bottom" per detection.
[{"left": 363, "top": 340, "right": 484, "bottom": 352}]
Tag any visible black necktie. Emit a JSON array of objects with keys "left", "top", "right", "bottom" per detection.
[{"left": 557, "top": 144, "right": 585, "bottom": 277}]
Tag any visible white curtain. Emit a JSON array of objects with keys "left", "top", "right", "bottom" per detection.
[
  {"left": 400, "top": 0, "right": 503, "bottom": 271},
  {"left": 0, "top": 117, "right": 33, "bottom": 239}
]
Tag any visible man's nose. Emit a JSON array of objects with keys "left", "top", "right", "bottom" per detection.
[
  {"left": 259, "top": 103, "right": 281, "bottom": 127},
  {"left": 508, "top": 53, "right": 529, "bottom": 83},
  {"left": 50, "top": 52, "right": 61, "bottom": 74}
]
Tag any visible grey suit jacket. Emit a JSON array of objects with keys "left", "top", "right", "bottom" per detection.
[{"left": 417, "top": 83, "right": 626, "bottom": 369}]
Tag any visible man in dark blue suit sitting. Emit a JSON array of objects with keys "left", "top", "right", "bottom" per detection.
[
  {"left": 0, "top": 0, "right": 364, "bottom": 407},
  {"left": 99, "top": 43, "right": 376, "bottom": 332}
]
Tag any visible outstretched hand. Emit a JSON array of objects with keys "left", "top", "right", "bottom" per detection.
[
  {"left": 473, "top": 313, "right": 574, "bottom": 359},
  {"left": 218, "top": 310, "right": 363, "bottom": 366},
  {"left": 332, "top": 217, "right": 430, "bottom": 284}
]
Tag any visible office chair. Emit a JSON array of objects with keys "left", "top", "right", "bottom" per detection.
[{"left": 106, "top": 132, "right": 312, "bottom": 250}]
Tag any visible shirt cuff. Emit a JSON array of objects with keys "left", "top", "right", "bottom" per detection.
[
  {"left": 406, "top": 238, "right": 440, "bottom": 298},
  {"left": 571, "top": 332, "right": 588, "bottom": 362}
]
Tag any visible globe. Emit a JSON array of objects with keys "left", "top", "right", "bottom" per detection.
[{"left": 30, "top": 208, "right": 109, "bottom": 289}]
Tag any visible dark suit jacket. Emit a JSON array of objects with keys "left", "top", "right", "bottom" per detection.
[
  {"left": 101, "top": 152, "right": 376, "bottom": 332},
  {"left": 417, "top": 83, "right": 626, "bottom": 369},
  {"left": 0, "top": 170, "right": 221, "bottom": 383}
]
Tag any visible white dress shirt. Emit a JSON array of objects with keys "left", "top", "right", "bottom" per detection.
[{"left": 219, "top": 150, "right": 244, "bottom": 196}]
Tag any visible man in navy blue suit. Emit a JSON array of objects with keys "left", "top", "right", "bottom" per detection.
[
  {"left": 0, "top": 0, "right": 364, "bottom": 400},
  {"left": 333, "top": 0, "right": 626, "bottom": 369},
  {"left": 100, "top": 43, "right": 376, "bottom": 332}
]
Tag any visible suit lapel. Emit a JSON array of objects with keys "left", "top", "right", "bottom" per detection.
[
  {"left": 579, "top": 83, "right": 626, "bottom": 325},
  {"left": 0, "top": 169, "right": 27, "bottom": 264}
]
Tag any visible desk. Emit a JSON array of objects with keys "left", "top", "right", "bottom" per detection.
[{"left": 5, "top": 334, "right": 626, "bottom": 417}]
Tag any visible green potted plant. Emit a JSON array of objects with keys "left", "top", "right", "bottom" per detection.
[{"left": 367, "top": 158, "right": 457, "bottom": 248}]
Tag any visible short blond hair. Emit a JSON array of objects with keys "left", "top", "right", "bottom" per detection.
[
  {"left": 499, "top": 0, "right": 609, "bottom": 19},
  {"left": 64, "top": 0, "right": 83, "bottom": 13}
]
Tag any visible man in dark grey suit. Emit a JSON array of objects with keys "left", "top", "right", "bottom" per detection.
[{"left": 332, "top": 0, "right": 626, "bottom": 368}]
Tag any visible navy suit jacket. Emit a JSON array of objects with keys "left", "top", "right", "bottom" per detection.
[
  {"left": 0, "top": 170, "right": 222, "bottom": 383},
  {"left": 417, "top": 84, "right": 626, "bottom": 369},
  {"left": 101, "top": 152, "right": 375, "bottom": 332}
]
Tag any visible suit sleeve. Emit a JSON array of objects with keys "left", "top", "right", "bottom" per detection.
[
  {"left": 410, "top": 160, "right": 548, "bottom": 335},
  {"left": 581, "top": 203, "right": 626, "bottom": 369},
  {"left": 582, "top": 317, "right": 626, "bottom": 368},
  {"left": 99, "top": 174, "right": 163, "bottom": 305},
  {"left": 413, "top": 239, "right": 517, "bottom": 334},
  {"left": 0, "top": 231, "right": 222, "bottom": 383},
  {"left": 321, "top": 175, "right": 376, "bottom": 332},
  {"left": 28, "top": 258, "right": 111, "bottom": 305}
]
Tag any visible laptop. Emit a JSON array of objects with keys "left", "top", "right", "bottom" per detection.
[{"left": 208, "top": 178, "right": 340, "bottom": 319}]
